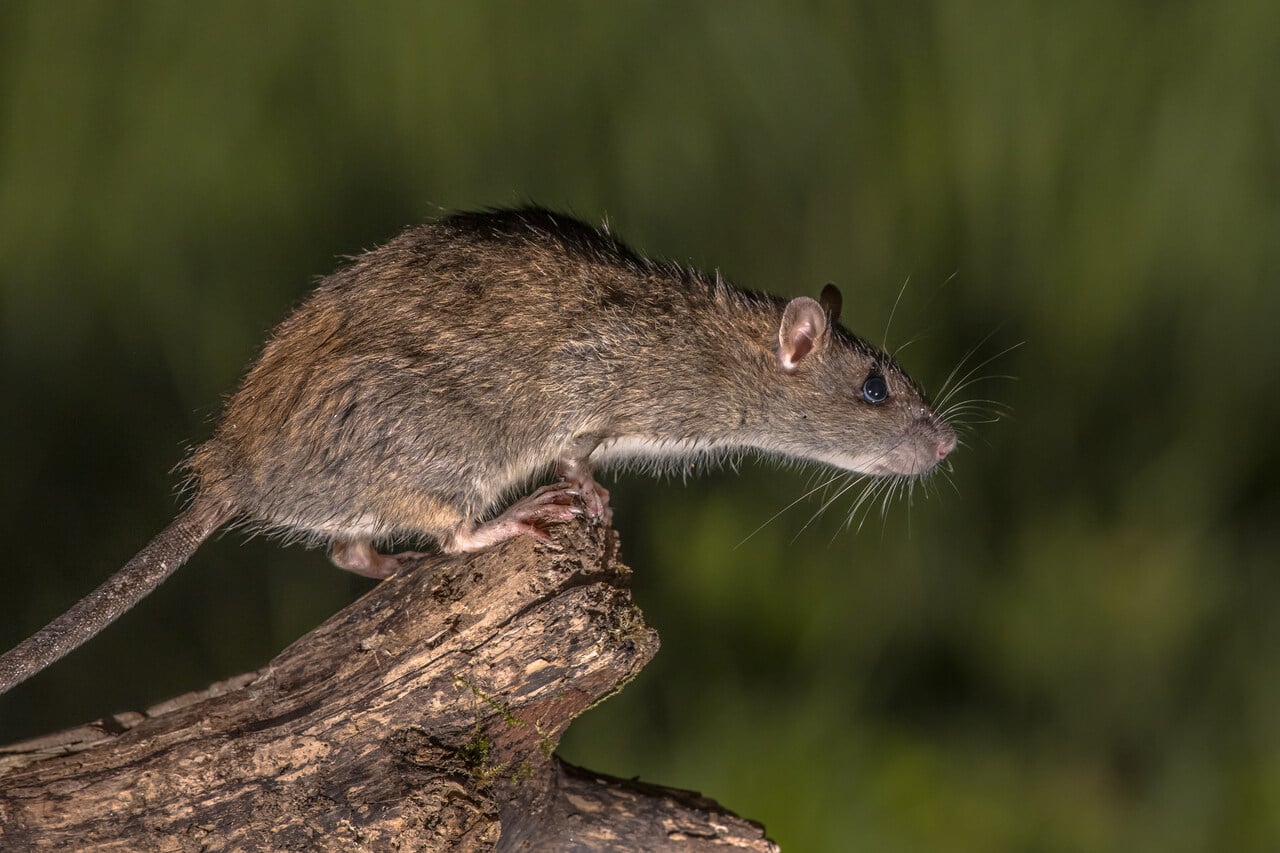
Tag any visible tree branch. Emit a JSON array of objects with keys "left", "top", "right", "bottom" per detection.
[{"left": 0, "top": 521, "right": 777, "bottom": 851}]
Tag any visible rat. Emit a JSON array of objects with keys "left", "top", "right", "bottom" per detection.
[{"left": 0, "top": 207, "right": 956, "bottom": 695}]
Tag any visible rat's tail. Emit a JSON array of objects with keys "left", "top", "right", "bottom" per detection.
[{"left": 0, "top": 497, "right": 234, "bottom": 696}]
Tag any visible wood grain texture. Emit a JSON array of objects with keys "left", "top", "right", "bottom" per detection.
[{"left": 0, "top": 521, "right": 777, "bottom": 852}]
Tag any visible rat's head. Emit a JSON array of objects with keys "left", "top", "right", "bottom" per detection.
[{"left": 762, "top": 284, "right": 956, "bottom": 478}]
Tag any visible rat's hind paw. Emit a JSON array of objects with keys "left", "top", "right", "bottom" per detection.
[{"left": 330, "top": 539, "right": 429, "bottom": 579}]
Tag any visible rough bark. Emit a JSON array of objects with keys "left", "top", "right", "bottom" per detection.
[{"left": 0, "top": 521, "right": 777, "bottom": 852}]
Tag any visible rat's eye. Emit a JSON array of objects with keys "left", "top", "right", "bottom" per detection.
[{"left": 861, "top": 374, "right": 889, "bottom": 404}]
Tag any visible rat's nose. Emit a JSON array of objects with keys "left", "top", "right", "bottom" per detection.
[{"left": 935, "top": 428, "right": 957, "bottom": 461}]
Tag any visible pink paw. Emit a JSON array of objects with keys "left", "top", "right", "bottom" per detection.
[
  {"left": 556, "top": 462, "right": 613, "bottom": 525},
  {"left": 330, "top": 540, "right": 428, "bottom": 579},
  {"left": 445, "top": 482, "right": 586, "bottom": 553}
]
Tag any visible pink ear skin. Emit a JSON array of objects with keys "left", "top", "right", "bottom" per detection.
[
  {"left": 778, "top": 296, "right": 829, "bottom": 372},
  {"left": 819, "top": 282, "right": 842, "bottom": 322}
]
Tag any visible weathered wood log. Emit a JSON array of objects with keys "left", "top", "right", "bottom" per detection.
[{"left": 0, "top": 520, "right": 777, "bottom": 851}]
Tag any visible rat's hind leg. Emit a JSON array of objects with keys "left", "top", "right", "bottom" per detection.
[
  {"left": 442, "top": 481, "right": 586, "bottom": 554},
  {"left": 329, "top": 538, "right": 428, "bottom": 579}
]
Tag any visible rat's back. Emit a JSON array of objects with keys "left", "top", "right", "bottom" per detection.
[{"left": 184, "top": 208, "right": 677, "bottom": 544}]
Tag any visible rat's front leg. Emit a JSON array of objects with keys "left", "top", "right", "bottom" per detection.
[
  {"left": 556, "top": 458, "right": 612, "bottom": 524},
  {"left": 441, "top": 481, "right": 587, "bottom": 553},
  {"left": 441, "top": 446, "right": 610, "bottom": 554}
]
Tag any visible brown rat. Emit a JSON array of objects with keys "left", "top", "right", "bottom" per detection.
[{"left": 0, "top": 207, "right": 955, "bottom": 695}]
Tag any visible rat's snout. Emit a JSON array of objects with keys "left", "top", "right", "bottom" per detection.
[
  {"left": 867, "top": 415, "right": 957, "bottom": 477},
  {"left": 935, "top": 426, "right": 957, "bottom": 461}
]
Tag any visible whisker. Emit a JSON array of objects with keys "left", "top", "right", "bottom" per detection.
[
  {"left": 893, "top": 332, "right": 926, "bottom": 359},
  {"left": 734, "top": 470, "right": 849, "bottom": 549},
  {"left": 935, "top": 341, "right": 1024, "bottom": 409},
  {"left": 941, "top": 404, "right": 1012, "bottom": 425},
  {"left": 852, "top": 478, "right": 891, "bottom": 534},
  {"left": 794, "top": 473, "right": 867, "bottom": 542},
  {"left": 917, "top": 269, "right": 960, "bottom": 318},
  {"left": 882, "top": 274, "right": 912, "bottom": 350},
  {"left": 939, "top": 374, "right": 1020, "bottom": 407},
  {"left": 934, "top": 327, "right": 1003, "bottom": 404},
  {"left": 840, "top": 476, "right": 880, "bottom": 534}
]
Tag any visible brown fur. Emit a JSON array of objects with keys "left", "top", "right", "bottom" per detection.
[
  {"left": 1, "top": 207, "right": 954, "bottom": 694},
  {"left": 189, "top": 208, "right": 950, "bottom": 547}
]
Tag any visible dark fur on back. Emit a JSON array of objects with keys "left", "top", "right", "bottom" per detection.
[{"left": 187, "top": 207, "right": 936, "bottom": 548}]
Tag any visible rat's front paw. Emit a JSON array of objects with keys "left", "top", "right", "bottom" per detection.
[{"left": 444, "top": 482, "right": 586, "bottom": 553}]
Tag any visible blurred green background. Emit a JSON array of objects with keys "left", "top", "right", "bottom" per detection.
[{"left": 1, "top": 2, "right": 1277, "bottom": 850}]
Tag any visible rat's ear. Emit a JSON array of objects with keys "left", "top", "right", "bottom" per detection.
[
  {"left": 819, "top": 282, "right": 842, "bottom": 322},
  {"left": 778, "top": 296, "right": 829, "bottom": 372}
]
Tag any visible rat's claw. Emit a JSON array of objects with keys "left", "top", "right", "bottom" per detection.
[{"left": 555, "top": 461, "right": 613, "bottom": 525}]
